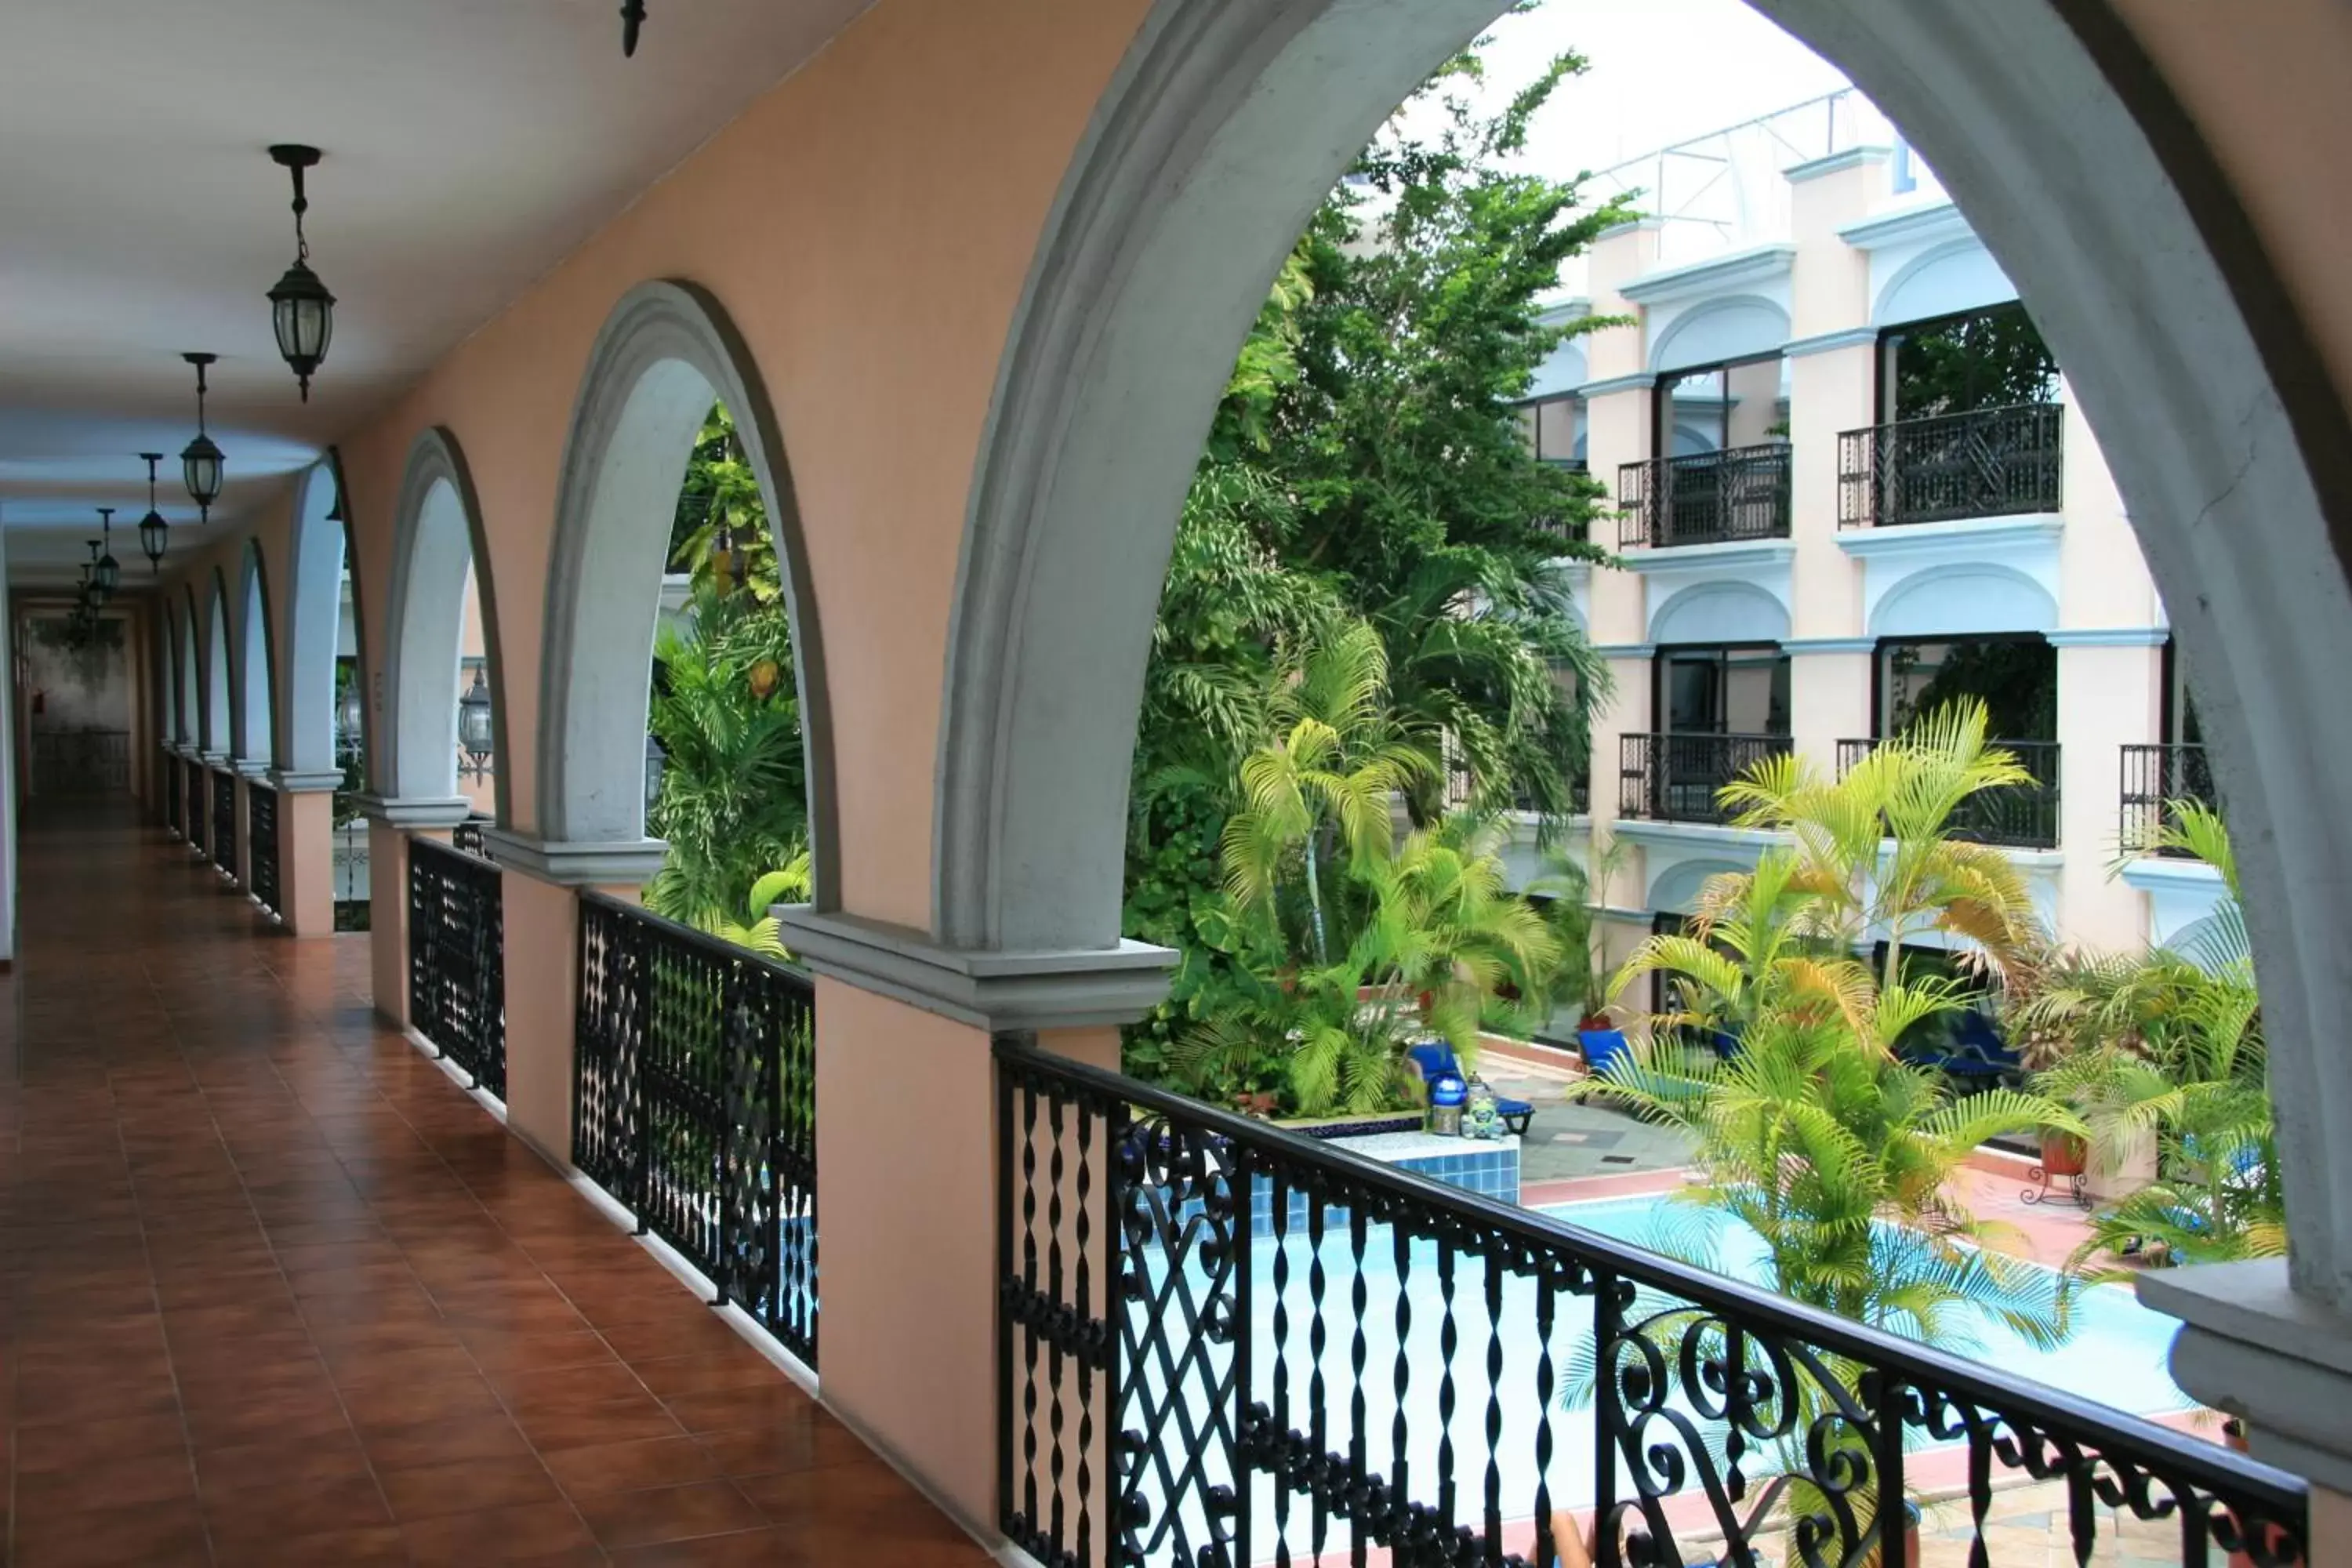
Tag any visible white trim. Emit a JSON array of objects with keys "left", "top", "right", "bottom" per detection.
[
  {"left": 1835, "top": 514, "right": 2063, "bottom": 559},
  {"left": 1617, "top": 539, "right": 1797, "bottom": 575},
  {"left": 1618, "top": 243, "right": 1797, "bottom": 306},
  {"left": 1613, "top": 819, "right": 1790, "bottom": 853},
  {"left": 267, "top": 767, "right": 346, "bottom": 793},
  {"left": 1575, "top": 371, "right": 1657, "bottom": 399},
  {"left": 2119, "top": 855, "right": 2226, "bottom": 895},
  {"left": 1592, "top": 643, "right": 1655, "bottom": 661},
  {"left": 2048, "top": 626, "right": 2169, "bottom": 648},
  {"left": 1783, "top": 637, "right": 1878, "bottom": 655},
  {"left": 1838, "top": 199, "right": 1969, "bottom": 252},
  {"left": 1780, "top": 326, "right": 1881, "bottom": 359},
  {"left": 1784, "top": 145, "right": 1893, "bottom": 183},
  {"left": 354, "top": 793, "right": 473, "bottom": 829}
]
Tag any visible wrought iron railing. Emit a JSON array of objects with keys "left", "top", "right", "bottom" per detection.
[
  {"left": 165, "top": 753, "right": 183, "bottom": 837},
  {"left": 211, "top": 769, "right": 237, "bottom": 880},
  {"left": 1617, "top": 444, "right": 1791, "bottom": 548},
  {"left": 575, "top": 894, "right": 818, "bottom": 1367},
  {"left": 1838, "top": 403, "right": 2063, "bottom": 528},
  {"left": 185, "top": 760, "right": 207, "bottom": 857},
  {"left": 1618, "top": 731, "right": 1791, "bottom": 824},
  {"left": 2122, "top": 742, "right": 2218, "bottom": 856},
  {"left": 408, "top": 836, "right": 506, "bottom": 1098},
  {"left": 31, "top": 728, "right": 129, "bottom": 794},
  {"left": 249, "top": 782, "right": 281, "bottom": 920},
  {"left": 997, "top": 1041, "right": 2307, "bottom": 1568},
  {"left": 1841, "top": 736, "right": 2062, "bottom": 848}
]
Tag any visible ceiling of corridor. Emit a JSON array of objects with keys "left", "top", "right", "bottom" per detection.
[{"left": 0, "top": 0, "right": 874, "bottom": 585}]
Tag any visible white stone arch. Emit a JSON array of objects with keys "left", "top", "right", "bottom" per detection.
[
  {"left": 235, "top": 539, "right": 275, "bottom": 766},
  {"left": 204, "top": 569, "right": 233, "bottom": 757},
  {"left": 1875, "top": 236, "right": 2019, "bottom": 328},
  {"left": 285, "top": 456, "right": 357, "bottom": 777},
  {"left": 381, "top": 427, "right": 509, "bottom": 818},
  {"left": 1650, "top": 580, "right": 1791, "bottom": 647},
  {"left": 1868, "top": 562, "right": 2058, "bottom": 639},
  {"left": 535, "top": 281, "right": 834, "bottom": 893},
  {"left": 1648, "top": 858, "right": 1753, "bottom": 916},
  {"left": 943, "top": 0, "right": 2352, "bottom": 1312},
  {"left": 177, "top": 589, "right": 200, "bottom": 748},
  {"left": 1650, "top": 295, "right": 1792, "bottom": 375}
]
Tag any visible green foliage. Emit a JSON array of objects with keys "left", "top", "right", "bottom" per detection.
[
  {"left": 670, "top": 404, "right": 784, "bottom": 605},
  {"left": 1892, "top": 301, "right": 2058, "bottom": 419}
]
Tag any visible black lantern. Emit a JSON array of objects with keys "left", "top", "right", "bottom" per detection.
[
  {"left": 81, "top": 545, "right": 103, "bottom": 603},
  {"left": 643, "top": 732, "right": 666, "bottom": 818},
  {"left": 620, "top": 1, "right": 647, "bottom": 55},
  {"left": 265, "top": 145, "right": 335, "bottom": 401},
  {"left": 137, "top": 452, "right": 169, "bottom": 572},
  {"left": 457, "top": 666, "right": 495, "bottom": 779},
  {"left": 94, "top": 508, "right": 120, "bottom": 597},
  {"left": 708, "top": 520, "right": 736, "bottom": 595},
  {"left": 180, "top": 352, "right": 224, "bottom": 519}
]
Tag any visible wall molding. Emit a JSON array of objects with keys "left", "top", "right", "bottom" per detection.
[
  {"left": 478, "top": 827, "right": 668, "bottom": 888},
  {"left": 1618, "top": 243, "right": 1798, "bottom": 306},
  {"left": 777, "top": 906, "right": 1177, "bottom": 1031},
  {"left": 2047, "top": 626, "right": 2169, "bottom": 647}
]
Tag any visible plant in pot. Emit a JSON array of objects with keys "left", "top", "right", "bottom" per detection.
[{"left": 1525, "top": 828, "right": 1633, "bottom": 1072}]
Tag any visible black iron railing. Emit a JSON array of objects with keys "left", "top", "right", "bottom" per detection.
[
  {"left": 185, "top": 760, "right": 207, "bottom": 856},
  {"left": 1841, "top": 736, "right": 2062, "bottom": 848},
  {"left": 1618, "top": 732, "right": 1791, "bottom": 824},
  {"left": 165, "top": 753, "right": 183, "bottom": 837},
  {"left": 2122, "top": 743, "right": 2218, "bottom": 856},
  {"left": 1617, "top": 444, "right": 1791, "bottom": 548},
  {"left": 1838, "top": 402, "right": 2063, "bottom": 528},
  {"left": 249, "top": 782, "right": 281, "bottom": 920},
  {"left": 408, "top": 836, "right": 506, "bottom": 1098},
  {"left": 575, "top": 895, "right": 818, "bottom": 1367},
  {"left": 997, "top": 1042, "right": 2307, "bottom": 1568},
  {"left": 31, "top": 728, "right": 129, "bottom": 794},
  {"left": 211, "top": 769, "right": 237, "bottom": 880}
]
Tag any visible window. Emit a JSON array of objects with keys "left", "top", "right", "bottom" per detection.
[
  {"left": 1878, "top": 302, "right": 2057, "bottom": 423},
  {"left": 1516, "top": 394, "right": 1587, "bottom": 470},
  {"left": 1655, "top": 353, "right": 1788, "bottom": 456},
  {"left": 1660, "top": 644, "right": 1791, "bottom": 736},
  {"left": 1875, "top": 636, "right": 2056, "bottom": 742}
]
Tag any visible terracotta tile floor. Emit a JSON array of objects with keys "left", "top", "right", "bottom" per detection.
[{"left": 0, "top": 804, "right": 990, "bottom": 1566}]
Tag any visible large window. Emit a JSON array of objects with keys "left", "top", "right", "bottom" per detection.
[
  {"left": 1515, "top": 394, "right": 1586, "bottom": 470},
  {"left": 1875, "top": 635, "right": 2055, "bottom": 742},
  {"left": 1662, "top": 644, "right": 1791, "bottom": 737},
  {"left": 1656, "top": 353, "right": 1787, "bottom": 455},
  {"left": 1878, "top": 301, "right": 2057, "bottom": 423}
]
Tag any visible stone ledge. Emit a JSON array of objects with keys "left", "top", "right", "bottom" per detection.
[
  {"left": 353, "top": 793, "right": 474, "bottom": 829},
  {"left": 266, "top": 768, "right": 348, "bottom": 793},
  {"left": 2140, "top": 1258, "right": 2352, "bottom": 1492},
  {"left": 775, "top": 906, "right": 1175, "bottom": 1032},
  {"left": 478, "top": 829, "right": 668, "bottom": 887}
]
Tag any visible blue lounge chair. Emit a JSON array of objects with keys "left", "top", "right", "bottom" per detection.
[{"left": 1406, "top": 1042, "right": 1535, "bottom": 1136}]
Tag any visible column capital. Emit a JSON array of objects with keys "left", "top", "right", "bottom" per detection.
[
  {"left": 266, "top": 768, "right": 347, "bottom": 793},
  {"left": 200, "top": 750, "right": 231, "bottom": 770},
  {"left": 233, "top": 758, "right": 269, "bottom": 779},
  {"left": 477, "top": 829, "right": 666, "bottom": 888},
  {"left": 2142, "top": 1259, "right": 2352, "bottom": 1492},
  {"left": 776, "top": 906, "right": 1176, "bottom": 1033},
  {"left": 353, "top": 793, "right": 473, "bottom": 829}
]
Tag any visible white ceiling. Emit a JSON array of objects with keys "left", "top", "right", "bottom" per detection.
[{"left": 0, "top": 0, "right": 873, "bottom": 585}]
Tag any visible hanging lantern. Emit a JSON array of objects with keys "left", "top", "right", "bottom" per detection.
[
  {"left": 456, "top": 666, "right": 495, "bottom": 779},
  {"left": 337, "top": 679, "right": 365, "bottom": 747},
  {"left": 620, "top": 1, "right": 647, "bottom": 55},
  {"left": 707, "top": 519, "right": 736, "bottom": 595},
  {"left": 94, "top": 508, "right": 120, "bottom": 597},
  {"left": 180, "top": 352, "right": 224, "bottom": 520},
  {"left": 82, "top": 539, "right": 107, "bottom": 604},
  {"left": 265, "top": 145, "right": 335, "bottom": 401},
  {"left": 643, "top": 732, "right": 666, "bottom": 817},
  {"left": 137, "top": 452, "right": 169, "bottom": 572}
]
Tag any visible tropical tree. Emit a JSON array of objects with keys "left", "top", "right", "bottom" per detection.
[{"left": 2010, "top": 803, "right": 2281, "bottom": 1271}]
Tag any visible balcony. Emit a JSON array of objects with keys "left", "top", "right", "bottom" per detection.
[
  {"left": 1838, "top": 401, "right": 2064, "bottom": 528},
  {"left": 1841, "top": 735, "right": 2062, "bottom": 848},
  {"left": 2122, "top": 741, "right": 2218, "bottom": 855},
  {"left": 1618, "top": 730, "right": 1791, "bottom": 824},
  {"left": 1617, "top": 443, "right": 1792, "bottom": 549}
]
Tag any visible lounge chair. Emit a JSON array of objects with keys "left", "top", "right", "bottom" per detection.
[{"left": 1405, "top": 1042, "right": 1534, "bottom": 1136}]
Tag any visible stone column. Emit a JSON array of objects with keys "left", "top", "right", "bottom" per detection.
[
  {"left": 2051, "top": 633, "right": 2166, "bottom": 951},
  {"left": 267, "top": 769, "right": 347, "bottom": 938},
  {"left": 776, "top": 906, "right": 1173, "bottom": 1537},
  {"left": 356, "top": 794, "right": 472, "bottom": 1029},
  {"left": 475, "top": 829, "right": 667, "bottom": 1167}
]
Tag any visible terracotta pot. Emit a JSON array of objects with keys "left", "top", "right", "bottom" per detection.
[{"left": 2041, "top": 1130, "right": 2088, "bottom": 1178}]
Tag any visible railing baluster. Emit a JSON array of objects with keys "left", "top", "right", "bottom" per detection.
[
  {"left": 1348, "top": 1207, "right": 1369, "bottom": 1568},
  {"left": 1048, "top": 1094, "right": 1069, "bottom": 1552},
  {"left": 1482, "top": 1247, "right": 1504, "bottom": 1565},
  {"left": 1876, "top": 1374, "right": 1908, "bottom": 1568},
  {"left": 1272, "top": 1167, "right": 1294, "bottom": 1567},
  {"left": 1307, "top": 1186, "right": 1330, "bottom": 1560},
  {"left": 1534, "top": 1268, "right": 1558, "bottom": 1568},
  {"left": 1437, "top": 1237, "right": 1459, "bottom": 1533}
]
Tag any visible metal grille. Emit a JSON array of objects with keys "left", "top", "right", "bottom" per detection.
[
  {"left": 249, "top": 782, "right": 281, "bottom": 919},
  {"left": 211, "top": 769, "right": 237, "bottom": 879},
  {"left": 1841, "top": 735, "right": 2061, "bottom": 848},
  {"left": 1838, "top": 402, "right": 2063, "bottom": 528},
  {"left": 1617, "top": 731, "right": 1791, "bottom": 824},
  {"left": 1617, "top": 444, "right": 1791, "bottom": 548},
  {"left": 185, "top": 761, "right": 206, "bottom": 857},
  {"left": 2122, "top": 742, "right": 2217, "bottom": 855},
  {"left": 31, "top": 729, "right": 129, "bottom": 794},
  {"left": 165, "top": 754, "right": 183, "bottom": 837},
  {"left": 407, "top": 836, "right": 506, "bottom": 1098},
  {"left": 575, "top": 894, "right": 818, "bottom": 1366},
  {"left": 999, "top": 1041, "right": 2308, "bottom": 1568}
]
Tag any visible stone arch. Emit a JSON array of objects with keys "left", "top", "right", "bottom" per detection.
[
  {"left": 536, "top": 281, "right": 835, "bottom": 894},
  {"left": 236, "top": 539, "right": 275, "bottom": 765},
  {"left": 204, "top": 569, "right": 233, "bottom": 757},
  {"left": 947, "top": 0, "right": 2352, "bottom": 1302},
  {"left": 1875, "top": 236, "right": 2019, "bottom": 328},
  {"left": 1648, "top": 858, "right": 1753, "bottom": 916},
  {"left": 382, "top": 427, "right": 510, "bottom": 818},
  {"left": 1869, "top": 562, "right": 2058, "bottom": 638},
  {"left": 1650, "top": 580, "right": 1791, "bottom": 647},
  {"left": 1650, "top": 295, "right": 1792, "bottom": 375},
  {"left": 285, "top": 456, "right": 358, "bottom": 778}
]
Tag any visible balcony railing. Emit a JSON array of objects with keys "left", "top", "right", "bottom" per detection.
[
  {"left": 211, "top": 768, "right": 237, "bottom": 880},
  {"left": 2122, "top": 742, "right": 2218, "bottom": 856},
  {"left": 1619, "top": 731, "right": 1791, "bottom": 824},
  {"left": 575, "top": 895, "right": 818, "bottom": 1367},
  {"left": 996, "top": 1042, "right": 2307, "bottom": 1568},
  {"left": 408, "top": 835, "right": 506, "bottom": 1098},
  {"left": 1840, "top": 736, "right": 2062, "bottom": 848},
  {"left": 1617, "top": 443, "right": 1791, "bottom": 549},
  {"left": 249, "top": 781, "right": 281, "bottom": 920},
  {"left": 185, "top": 760, "right": 206, "bottom": 858},
  {"left": 1838, "top": 402, "right": 2064, "bottom": 528},
  {"left": 31, "top": 728, "right": 129, "bottom": 794},
  {"left": 165, "top": 753, "right": 183, "bottom": 837}
]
